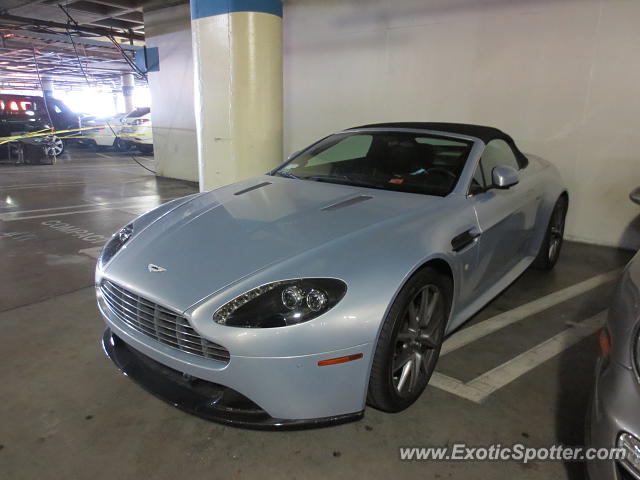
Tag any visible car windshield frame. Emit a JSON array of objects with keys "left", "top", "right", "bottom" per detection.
[{"left": 272, "top": 130, "right": 475, "bottom": 197}]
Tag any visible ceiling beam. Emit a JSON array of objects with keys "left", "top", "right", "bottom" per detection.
[
  {"left": 1, "top": 0, "right": 49, "bottom": 14},
  {"left": 2, "top": 29, "right": 141, "bottom": 51},
  {"left": 63, "top": 1, "right": 142, "bottom": 26},
  {"left": 114, "top": 11, "right": 144, "bottom": 24},
  {"left": 85, "top": 0, "right": 143, "bottom": 10},
  {"left": 0, "top": 13, "right": 145, "bottom": 41},
  {"left": 90, "top": 17, "right": 140, "bottom": 30}
]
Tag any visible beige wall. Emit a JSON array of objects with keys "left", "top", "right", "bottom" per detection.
[
  {"left": 145, "top": 4, "right": 198, "bottom": 183},
  {"left": 283, "top": 0, "right": 640, "bottom": 249}
]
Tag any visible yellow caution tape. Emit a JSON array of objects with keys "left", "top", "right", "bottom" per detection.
[{"left": 0, "top": 125, "right": 152, "bottom": 145}]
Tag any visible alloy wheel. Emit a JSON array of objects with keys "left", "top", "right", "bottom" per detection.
[
  {"left": 392, "top": 284, "right": 443, "bottom": 397},
  {"left": 45, "top": 136, "right": 63, "bottom": 156},
  {"left": 548, "top": 204, "right": 565, "bottom": 261}
]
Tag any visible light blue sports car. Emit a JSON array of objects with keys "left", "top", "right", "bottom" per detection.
[{"left": 97, "top": 123, "right": 568, "bottom": 428}]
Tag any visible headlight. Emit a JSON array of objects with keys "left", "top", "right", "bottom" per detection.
[
  {"left": 98, "top": 223, "right": 133, "bottom": 268},
  {"left": 213, "top": 279, "right": 347, "bottom": 328},
  {"left": 618, "top": 432, "right": 640, "bottom": 476}
]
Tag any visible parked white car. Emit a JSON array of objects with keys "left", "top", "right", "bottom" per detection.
[
  {"left": 80, "top": 108, "right": 151, "bottom": 152},
  {"left": 80, "top": 113, "right": 125, "bottom": 149},
  {"left": 119, "top": 109, "right": 153, "bottom": 154}
]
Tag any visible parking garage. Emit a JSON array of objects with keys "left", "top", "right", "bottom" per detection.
[{"left": 1, "top": 2, "right": 639, "bottom": 480}]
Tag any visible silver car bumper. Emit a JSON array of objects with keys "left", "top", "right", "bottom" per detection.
[
  {"left": 98, "top": 297, "right": 371, "bottom": 427},
  {"left": 587, "top": 356, "right": 640, "bottom": 479}
]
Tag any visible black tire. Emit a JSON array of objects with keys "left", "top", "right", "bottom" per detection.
[
  {"left": 136, "top": 144, "right": 154, "bottom": 155},
  {"left": 531, "top": 195, "right": 568, "bottom": 271},
  {"left": 367, "top": 267, "right": 452, "bottom": 412},
  {"left": 113, "top": 137, "right": 130, "bottom": 152}
]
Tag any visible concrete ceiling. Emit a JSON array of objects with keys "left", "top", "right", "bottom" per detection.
[
  {"left": 2, "top": 0, "right": 147, "bottom": 38},
  {"left": 0, "top": 0, "right": 186, "bottom": 90}
]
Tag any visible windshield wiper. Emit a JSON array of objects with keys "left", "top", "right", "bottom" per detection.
[
  {"left": 276, "top": 171, "right": 380, "bottom": 190},
  {"left": 273, "top": 170, "right": 300, "bottom": 179},
  {"left": 304, "top": 174, "right": 378, "bottom": 189}
]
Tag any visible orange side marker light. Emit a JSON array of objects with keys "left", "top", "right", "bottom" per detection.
[{"left": 318, "top": 353, "right": 363, "bottom": 367}]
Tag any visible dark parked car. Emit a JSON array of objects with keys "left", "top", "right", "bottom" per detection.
[
  {"left": 586, "top": 187, "right": 640, "bottom": 479},
  {"left": 0, "top": 94, "right": 79, "bottom": 156}
]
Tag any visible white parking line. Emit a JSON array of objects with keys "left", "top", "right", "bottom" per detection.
[
  {"left": 2, "top": 205, "right": 149, "bottom": 221},
  {"left": 430, "top": 311, "right": 606, "bottom": 403},
  {"left": 0, "top": 195, "right": 171, "bottom": 215},
  {"left": 429, "top": 372, "right": 489, "bottom": 403},
  {"left": 0, "top": 163, "right": 141, "bottom": 173},
  {"left": 2, "top": 207, "right": 131, "bottom": 221},
  {"left": 0, "top": 179, "right": 145, "bottom": 191},
  {"left": 0, "top": 197, "right": 178, "bottom": 222},
  {"left": 467, "top": 310, "right": 605, "bottom": 394},
  {"left": 441, "top": 269, "right": 621, "bottom": 356},
  {"left": 79, "top": 246, "right": 103, "bottom": 259}
]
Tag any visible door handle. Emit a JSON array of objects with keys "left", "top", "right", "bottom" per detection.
[{"left": 451, "top": 228, "right": 481, "bottom": 252}]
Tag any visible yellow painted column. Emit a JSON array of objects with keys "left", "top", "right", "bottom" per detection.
[{"left": 190, "top": 0, "right": 283, "bottom": 191}]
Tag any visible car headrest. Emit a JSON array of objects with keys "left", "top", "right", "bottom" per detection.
[{"left": 384, "top": 142, "right": 435, "bottom": 175}]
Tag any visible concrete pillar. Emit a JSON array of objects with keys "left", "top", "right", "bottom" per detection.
[
  {"left": 190, "top": 0, "right": 283, "bottom": 191},
  {"left": 112, "top": 89, "right": 120, "bottom": 113},
  {"left": 121, "top": 73, "right": 135, "bottom": 112},
  {"left": 41, "top": 77, "right": 54, "bottom": 98}
]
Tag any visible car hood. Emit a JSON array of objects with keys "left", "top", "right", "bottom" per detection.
[{"left": 103, "top": 175, "right": 443, "bottom": 312}]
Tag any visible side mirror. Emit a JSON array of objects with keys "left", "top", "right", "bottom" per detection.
[
  {"left": 492, "top": 165, "right": 519, "bottom": 189},
  {"left": 631, "top": 187, "right": 640, "bottom": 205}
]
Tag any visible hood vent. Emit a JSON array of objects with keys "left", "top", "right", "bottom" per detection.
[
  {"left": 234, "top": 182, "right": 271, "bottom": 196},
  {"left": 321, "top": 195, "right": 373, "bottom": 211}
]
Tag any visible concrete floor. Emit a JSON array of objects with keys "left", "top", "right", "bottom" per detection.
[{"left": 0, "top": 147, "right": 634, "bottom": 479}]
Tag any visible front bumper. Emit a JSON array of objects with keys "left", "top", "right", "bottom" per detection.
[
  {"left": 103, "top": 330, "right": 363, "bottom": 429},
  {"left": 98, "top": 295, "right": 371, "bottom": 427},
  {"left": 587, "top": 357, "right": 640, "bottom": 480}
]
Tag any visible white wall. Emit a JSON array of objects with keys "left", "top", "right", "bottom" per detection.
[
  {"left": 283, "top": 0, "right": 640, "bottom": 250},
  {"left": 145, "top": 4, "right": 198, "bottom": 183}
]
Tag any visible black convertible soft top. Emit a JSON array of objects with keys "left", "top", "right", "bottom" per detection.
[{"left": 348, "top": 122, "right": 528, "bottom": 167}]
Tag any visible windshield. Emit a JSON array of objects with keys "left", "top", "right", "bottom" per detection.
[{"left": 274, "top": 131, "right": 474, "bottom": 196}]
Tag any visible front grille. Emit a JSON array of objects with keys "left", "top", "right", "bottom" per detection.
[{"left": 100, "top": 280, "right": 230, "bottom": 363}]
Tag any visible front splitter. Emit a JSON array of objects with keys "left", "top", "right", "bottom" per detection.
[{"left": 102, "top": 329, "right": 364, "bottom": 430}]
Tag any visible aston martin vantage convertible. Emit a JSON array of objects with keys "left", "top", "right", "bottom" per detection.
[{"left": 97, "top": 123, "right": 568, "bottom": 428}]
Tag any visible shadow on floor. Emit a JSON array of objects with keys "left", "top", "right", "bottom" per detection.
[{"left": 556, "top": 335, "right": 599, "bottom": 479}]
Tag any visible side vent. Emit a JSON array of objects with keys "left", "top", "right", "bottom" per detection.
[
  {"left": 321, "top": 195, "right": 373, "bottom": 211},
  {"left": 234, "top": 182, "right": 271, "bottom": 196}
]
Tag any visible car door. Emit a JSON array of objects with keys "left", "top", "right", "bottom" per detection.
[
  {"left": 470, "top": 139, "right": 541, "bottom": 290},
  {"left": 45, "top": 99, "right": 76, "bottom": 130},
  {"left": 448, "top": 195, "right": 483, "bottom": 316}
]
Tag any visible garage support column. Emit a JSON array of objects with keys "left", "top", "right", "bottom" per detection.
[
  {"left": 121, "top": 73, "right": 135, "bottom": 113},
  {"left": 41, "top": 77, "right": 54, "bottom": 98},
  {"left": 190, "top": 0, "right": 283, "bottom": 191}
]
